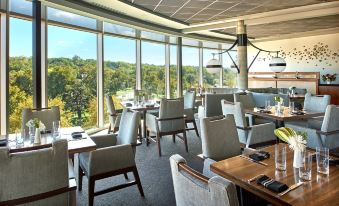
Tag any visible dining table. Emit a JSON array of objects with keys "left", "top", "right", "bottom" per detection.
[
  {"left": 4, "top": 126, "right": 97, "bottom": 156},
  {"left": 245, "top": 107, "right": 324, "bottom": 127},
  {"left": 210, "top": 143, "right": 339, "bottom": 206}
]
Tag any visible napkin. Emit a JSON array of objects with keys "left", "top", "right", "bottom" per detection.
[
  {"left": 291, "top": 111, "right": 305, "bottom": 115},
  {"left": 256, "top": 175, "right": 288, "bottom": 193},
  {"left": 249, "top": 151, "right": 270, "bottom": 161},
  {"left": 71, "top": 132, "right": 83, "bottom": 139},
  {"left": 0, "top": 139, "right": 7, "bottom": 147}
]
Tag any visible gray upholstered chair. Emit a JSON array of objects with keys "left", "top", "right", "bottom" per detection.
[
  {"left": 222, "top": 101, "right": 276, "bottom": 148},
  {"left": 22, "top": 106, "right": 60, "bottom": 132},
  {"left": 106, "top": 95, "right": 122, "bottom": 133},
  {"left": 0, "top": 139, "right": 76, "bottom": 205},
  {"left": 146, "top": 98, "right": 187, "bottom": 156},
  {"left": 233, "top": 92, "right": 255, "bottom": 109},
  {"left": 286, "top": 105, "right": 339, "bottom": 149},
  {"left": 78, "top": 109, "right": 144, "bottom": 206},
  {"left": 184, "top": 91, "right": 199, "bottom": 137},
  {"left": 170, "top": 154, "right": 239, "bottom": 206},
  {"left": 303, "top": 93, "right": 331, "bottom": 112}
]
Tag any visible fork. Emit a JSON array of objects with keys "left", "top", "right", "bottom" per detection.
[{"left": 278, "top": 182, "right": 304, "bottom": 196}]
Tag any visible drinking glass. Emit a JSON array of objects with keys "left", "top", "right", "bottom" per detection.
[
  {"left": 275, "top": 144, "right": 286, "bottom": 171},
  {"left": 29, "top": 126, "right": 35, "bottom": 144},
  {"left": 265, "top": 100, "right": 271, "bottom": 110},
  {"left": 299, "top": 151, "right": 312, "bottom": 181},
  {"left": 53, "top": 121, "right": 61, "bottom": 138},
  {"left": 15, "top": 129, "right": 24, "bottom": 146},
  {"left": 316, "top": 147, "right": 329, "bottom": 175},
  {"left": 289, "top": 102, "right": 295, "bottom": 114}
]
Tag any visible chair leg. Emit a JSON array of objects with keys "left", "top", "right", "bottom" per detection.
[
  {"left": 146, "top": 129, "right": 150, "bottom": 146},
  {"left": 183, "top": 131, "right": 188, "bottom": 153},
  {"left": 172, "top": 134, "right": 176, "bottom": 143},
  {"left": 157, "top": 133, "right": 162, "bottom": 156},
  {"left": 78, "top": 165, "right": 83, "bottom": 191},
  {"left": 192, "top": 121, "right": 199, "bottom": 137},
  {"left": 124, "top": 173, "right": 129, "bottom": 180},
  {"left": 138, "top": 125, "right": 142, "bottom": 142},
  {"left": 88, "top": 178, "right": 95, "bottom": 206},
  {"left": 133, "top": 167, "right": 145, "bottom": 197}
]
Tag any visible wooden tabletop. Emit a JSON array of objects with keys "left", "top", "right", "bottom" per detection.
[
  {"left": 7, "top": 127, "right": 97, "bottom": 155},
  {"left": 210, "top": 144, "right": 339, "bottom": 206},
  {"left": 245, "top": 107, "right": 324, "bottom": 122}
]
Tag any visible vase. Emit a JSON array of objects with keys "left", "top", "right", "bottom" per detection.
[
  {"left": 293, "top": 149, "right": 303, "bottom": 168},
  {"left": 326, "top": 80, "right": 331, "bottom": 84},
  {"left": 34, "top": 128, "right": 41, "bottom": 144}
]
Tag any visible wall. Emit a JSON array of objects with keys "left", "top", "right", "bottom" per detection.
[{"left": 248, "top": 33, "right": 339, "bottom": 84}]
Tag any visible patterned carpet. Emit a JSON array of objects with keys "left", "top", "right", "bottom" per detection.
[{"left": 75, "top": 128, "right": 203, "bottom": 206}]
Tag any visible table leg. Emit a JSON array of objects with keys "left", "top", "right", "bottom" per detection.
[
  {"left": 143, "top": 110, "right": 147, "bottom": 140},
  {"left": 275, "top": 120, "right": 285, "bottom": 128}
]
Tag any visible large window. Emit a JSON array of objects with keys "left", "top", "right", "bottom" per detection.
[
  {"left": 170, "top": 45, "right": 177, "bottom": 98},
  {"left": 182, "top": 46, "right": 199, "bottom": 92},
  {"left": 203, "top": 49, "right": 220, "bottom": 88},
  {"left": 9, "top": 17, "right": 33, "bottom": 133},
  {"left": 104, "top": 35, "right": 136, "bottom": 123},
  {"left": 222, "top": 52, "right": 237, "bottom": 88},
  {"left": 47, "top": 25, "right": 97, "bottom": 129},
  {"left": 141, "top": 41, "right": 165, "bottom": 99}
]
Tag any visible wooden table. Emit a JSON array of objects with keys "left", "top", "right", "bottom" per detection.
[
  {"left": 246, "top": 107, "right": 324, "bottom": 127},
  {"left": 6, "top": 127, "right": 97, "bottom": 155},
  {"left": 211, "top": 144, "right": 339, "bottom": 206}
]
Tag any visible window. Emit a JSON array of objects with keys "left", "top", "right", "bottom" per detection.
[
  {"left": 104, "top": 22, "right": 136, "bottom": 37},
  {"left": 104, "top": 36, "right": 136, "bottom": 123},
  {"left": 141, "top": 31, "right": 165, "bottom": 42},
  {"left": 182, "top": 46, "right": 199, "bottom": 92},
  {"left": 203, "top": 49, "right": 220, "bottom": 88},
  {"left": 10, "top": 0, "right": 32, "bottom": 16},
  {"left": 182, "top": 38, "right": 199, "bottom": 47},
  {"left": 141, "top": 41, "right": 165, "bottom": 99},
  {"left": 222, "top": 51, "right": 237, "bottom": 88},
  {"left": 47, "top": 25, "right": 97, "bottom": 129},
  {"left": 9, "top": 17, "right": 33, "bottom": 133},
  {"left": 170, "top": 45, "right": 177, "bottom": 98}
]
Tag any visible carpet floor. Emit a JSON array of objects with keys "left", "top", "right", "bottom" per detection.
[{"left": 75, "top": 128, "right": 203, "bottom": 206}]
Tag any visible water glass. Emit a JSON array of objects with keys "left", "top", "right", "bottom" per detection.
[
  {"left": 29, "top": 126, "right": 35, "bottom": 144},
  {"left": 316, "top": 147, "right": 329, "bottom": 175},
  {"left": 275, "top": 144, "right": 286, "bottom": 171},
  {"left": 53, "top": 121, "right": 61, "bottom": 138},
  {"left": 265, "top": 100, "right": 271, "bottom": 110},
  {"left": 289, "top": 102, "right": 295, "bottom": 113},
  {"left": 299, "top": 151, "right": 312, "bottom": 181},
  {"left": 15, "top": 129, "right": 24, "bottom": 146}
]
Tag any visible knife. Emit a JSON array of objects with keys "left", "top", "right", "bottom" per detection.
[
  {"left": 240, "top": 155, "right": 268, "bottom": 166},
  {"left": 278, "top": 182, "right": 304, "bottom": 196}
]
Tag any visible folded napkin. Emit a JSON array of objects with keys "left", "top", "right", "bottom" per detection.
[
  {"left": 71, "top": 132, "right": 83, "bottom": 139},
  {"left": 291, "top": 111, "right": 305, "bottom": 115},
  {"left": 0, "top": 139, "right": 7, "bottom": 147},
  {"left": 256, "top": 175, "right": 288, "bottom": 193},
  {"left": 249, "top": 151, "right": 270, "bottom": 161},
  {"left": 329, "top": 159, "right": 339, "bottom": 166}
]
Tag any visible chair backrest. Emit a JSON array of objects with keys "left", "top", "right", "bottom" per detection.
[
  {"left": 158, "top": 98, "right": 185, "bottom": 133},
  {"left": 200, "top": 115, "right": 242, "bottom": 161},
  {"left": 0, "top": 139, "right": 69, "bottom": 205},
  {"left": 304, "top": 93, "right": 331, "bottom": 113},
  {"left": 221, "top": 101, "right": 247, "bottom": 128},
  {"left": 106, "top": 95, "right": 117, "bottom": 115},
  {"left": 321, "top": 105, "right": 339, "bottom": 132},
  {"left": 184, "top": 91, "right": 196, "bottom": 109},
  {"left": 204, "top": 94, "right": 234, "bottom": 117},
  {"left": 170, "top": 154, "right": 239, "bottom": 206},
  {"left": 252, "top": 92, "right": 289, "bottom": 108},
  {"left": 233, "top": 93, "right": 255, "bottom": 109},
  {"left": 22, "top": 106, "right": 60, "bottom": 131},
  {"left": 117, "top": 108, "right": 141, "bottom": 145}
]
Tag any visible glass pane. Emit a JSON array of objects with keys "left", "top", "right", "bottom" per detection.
[
  {"left": 141, "top": 41, "right": 165, "bottom": 99},
  {"left": 169, "top": 36, "right": 177, "bottom": 44},
  {"left": 10, "top": 0, "right": 32, "bottom": 16},
  {"left": 104, "top": 36, "right": 136, "bottom": 123},
  {"left": 182, "top": 38, "right": 199, "bottom": 47},
  {"left": 104, "top": 22, "right": 135, "bottom": 37},
  {"left": 9, "top": 18, "right": 33, "bottom": 133},
  {"left": 48, "top": 25, "right": 97, "bottom": 129},
  {"left": 203, "top": 49, "right": 220, "bottom": 88},
  {"left": 203, "top": 41, "right": 220, "bottom": 49},
  {"left": 223, "top": 51, "right": 237, "bottom": 88},
  {"left": 141, "top": 31, "right": 165, "bottom": 42},
  {"left": 182, "top": 46, "right": 199, "bottom": 92},
  {"left": 170, "top": 45, "right": 177, "bottom": 98},
  {"left": 48, "top": 7, "right": 97, "bottom": 30}
]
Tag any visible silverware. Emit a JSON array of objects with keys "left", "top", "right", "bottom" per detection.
[
  {"left": 247, "top": 174, "right": 264, "bottom": 183},
  {"left": 240, "top": 155, "right": 268, "bottom": 166},
  {"left": 278, "top": 182, "right": 304, "bottom": 196}
]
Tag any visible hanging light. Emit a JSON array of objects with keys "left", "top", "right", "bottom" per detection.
[
  {"left": 269, "top": 53, "right": 286, "bottom": 73},
  {"left": 206, "top": 54, "right": 222, "bottom": 74}
]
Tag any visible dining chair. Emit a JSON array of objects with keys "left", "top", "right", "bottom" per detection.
[
  {"left": 78, "top": 109, "right": 144, "bottom": 206},
  {"left": 0, "top": 139, "right": 76, "bottom": 206},
  {"left": 184, "top": 91, "right": 199, "bottom": 137},
  {"left": 22, "top": 106, "right": 60, "bottom": 131},
  {"left": 221, "top": 100, "right": 276, "bottom": 148},
  {"left": 106, "top": 95, "right": 122, "bottom": 134},
  {"left": 286, "top": 105, "right": 339, "bottom": 149},
  {"left": 303, "top": 93, "right": 331, "bottom": 113},
  {"left": 170, "top": 154, "right": 239, "bottom": 206},
  {"left": 200, "top": 115, "right": 256, "bottom": 178},
  {"left": 146, "top": 98, "right": 187, "bottom": 156}
]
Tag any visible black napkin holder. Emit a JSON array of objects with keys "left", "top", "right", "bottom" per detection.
[
  {"left": 71, "top": 132, "right": 82, "bottom": 139},
  {"left": 249, "top": 151, "right": 270, "bottom": 161},
  {"left": 0, "top": 139, "right": 7, "bottom": 147},
  {"left": 256, "top": 175, "right": 288, "bottom": 193}
]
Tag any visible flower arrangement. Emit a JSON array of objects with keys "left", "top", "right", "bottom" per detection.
[
  {"left": 26, "top": 118, "right": 46, "bottom": 130},
  {"left": 289, "top": 86, "right": 296, "bottom": 91},
  {"left": 274, "top": 127, "right": 307, "bottom": 152},
  {"left": 273, "top": 96, "right": 283, "bottom": 103},
  {"left": 322, "top": 73, "right": 337, "bottom": 82}
]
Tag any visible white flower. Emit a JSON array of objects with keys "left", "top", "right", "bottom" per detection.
[
  {"left": 286, "top": 135, "right": 306, "bottom": 152},
  {"left": 26, "top": 119, "right": 35, "bottom": 128}
]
